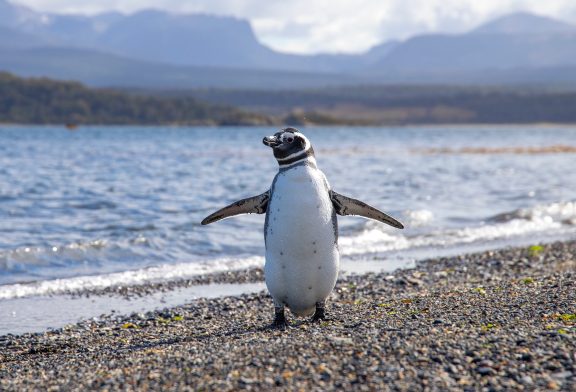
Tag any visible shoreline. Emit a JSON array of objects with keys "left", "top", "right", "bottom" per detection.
[
  {"left": 1, "top": 240, "right": 575, "bottom": 390},
  {"left": 3, "top": 122, "right": 576, "bottom": 128}
]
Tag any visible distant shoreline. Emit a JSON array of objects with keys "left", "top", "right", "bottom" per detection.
[
  {"left": 2, "top": 122, "right": 576, "bottom": 128},
  {"left": 3, "top": 72, "right": 576, "bottom": 127}
]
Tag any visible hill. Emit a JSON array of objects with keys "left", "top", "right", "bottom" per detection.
[
  {"left": 2, "top": 0, "right": 576, "bottom": 88},
  {"left": 168, "top": 85, "right": 576, "bottom": 125},
  {"left": 0, "top": 72, "right": 272, "bottom": 125},
  {"left": 2, "top": 71, "right": 576, "bottom": 126},
  {"left": 472, "top": 12, "right": 576, "bottom": 35},
  {"left": 0, "top": 0, "right": 356, "bottom": 73},
  {"left": 371, "top": 14, "right": 576, "bottom": 75},
  {"left": 0, "top": 45, "right": 365, "bottom": 90}
]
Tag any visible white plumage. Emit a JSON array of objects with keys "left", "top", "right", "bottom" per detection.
[{"left": 264, "top": 162, "right": 339, "bottom": 316}]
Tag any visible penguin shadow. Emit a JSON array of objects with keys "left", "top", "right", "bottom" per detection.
[
  {"left": 268, "top": 317, "right": 338, "bottom": 332},
  {"left": 119, "top": 314, "right": 342, "bottom": 352}
]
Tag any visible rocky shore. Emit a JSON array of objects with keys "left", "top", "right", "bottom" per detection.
[{"left": 1, "top": 241, "right": 575, "bottom": 391}]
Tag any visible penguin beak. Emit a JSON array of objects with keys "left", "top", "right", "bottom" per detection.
[{"left": 263, "top": 135, "right": 281, "bottom": 148}]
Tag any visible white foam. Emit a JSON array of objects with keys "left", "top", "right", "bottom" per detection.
[
  {"left": 339, "top": 201, "right": 572, "bottom": 257},
  {"left": 516, "top": 201, "right": 576, "bottom": 222},
  {"left": 339, "top": 229, "right": 410, "bottom": 256},
  {"left": 405, "top": 209, "right": 434, "bottom": 227},
  {"left": 0, "top": 256, "right": 264, "bottom": 300}
]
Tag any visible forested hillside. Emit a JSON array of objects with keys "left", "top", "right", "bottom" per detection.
[
  {"left": 0, "top": 72, "right": 272, "bottom": 125},
  {"left": 177, "top": 85, "right": 576, "bottom": 125}
]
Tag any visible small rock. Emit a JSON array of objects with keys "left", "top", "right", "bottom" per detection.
[
  {"left": 476, "top": 367, "right": 495, "bottom": 376},
  {"left": 551, "top": 371, "right": 573, "bottom": 380},
  {"left": 406, "top": 277, "right": 424, "bottom": 286},
  {"left": 328, "top": 336, "right": 353, "bottom": 345},
  {"left": 520, "top": 353, "right": 533, "bottom": 361},
  {"left": 477, "top": 359, "right": 494, "bottom": 368}
]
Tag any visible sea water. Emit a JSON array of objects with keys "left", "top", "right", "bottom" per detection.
[{"left": 1, "top": 125, "right": 575, "bottom": 332}]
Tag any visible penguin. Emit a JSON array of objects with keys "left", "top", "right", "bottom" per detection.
[{"left": 201, "top": 127, "right": 403, "bottom": 328}]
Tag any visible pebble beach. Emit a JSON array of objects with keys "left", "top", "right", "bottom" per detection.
[{"left": 1, "top": 241, "right": 575, "bottom": 391}]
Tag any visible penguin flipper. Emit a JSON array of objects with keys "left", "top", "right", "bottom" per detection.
[
  {"left": 201, "top": 191, "right": 270, "bottom": 225},
  {"left": 330, "top": 190, "right": 404, "bottom": 229}
]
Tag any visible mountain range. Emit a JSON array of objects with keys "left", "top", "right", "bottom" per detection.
[{"left": 1, "top": 0, "right": 576, "bottom": 89}]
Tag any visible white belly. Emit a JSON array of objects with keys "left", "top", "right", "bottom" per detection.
[{"left": 264, "top": 164, "right": 339, "bottom": 316}]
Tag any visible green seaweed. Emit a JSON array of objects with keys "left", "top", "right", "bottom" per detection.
[
  {"left": 473, "top": 287, "right": 487, "bottom": 296},
  {"left": 560, "top": 314, "right": 576, "bottom": 323},
  {"left": 528, "top": 245, "right": 544, "bottom": 257},
  {"left": 521, "top": 277, "right": 535, "bottom": 285}
]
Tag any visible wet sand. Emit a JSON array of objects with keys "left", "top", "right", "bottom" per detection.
[{"left": 1, "top": 241, "right": 575, "bottom": 391}]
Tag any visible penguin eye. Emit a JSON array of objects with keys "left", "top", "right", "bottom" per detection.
[{"left": 280, "top": 132, "right": 295, "bottom": 144}]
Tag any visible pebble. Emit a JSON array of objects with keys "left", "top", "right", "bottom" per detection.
[
  {"left": 476, "top": 367, "right": 495, "bottom": 376},
  {"left": 520, "top": 375, "right": 534, "bottom": 385},
  {"left": 552, "top": 371, "right": 573, "bottom": 380}
]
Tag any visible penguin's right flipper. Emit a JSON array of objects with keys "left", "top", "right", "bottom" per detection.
[
  {"left": 201, "top": 191, "right": 270, "bottom": 225},
  {"left": 330, "top": 190, "right": 404, "bottom": 229}
]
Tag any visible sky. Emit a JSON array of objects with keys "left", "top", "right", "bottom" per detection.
[{"left": 14, "top": 0, "right": 576, "bottom": 54}]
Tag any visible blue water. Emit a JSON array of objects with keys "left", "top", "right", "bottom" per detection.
[{"left": 1, "top": 125, "right": 576, "bottom": 297}]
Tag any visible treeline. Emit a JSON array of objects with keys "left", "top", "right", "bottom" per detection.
[
  {"left": 0, "top": 72, "right": 273, "bottom": 126},
  {"left": 4, "top": 71, "right": 576, "bottom": 126},
  {"left": 175, "top": 85, "right": 576, "bottom": 125}
]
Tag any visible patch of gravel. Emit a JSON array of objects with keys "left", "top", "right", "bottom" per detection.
[{"left": 1, "top": 241, "right": 575, "bottom": 391}]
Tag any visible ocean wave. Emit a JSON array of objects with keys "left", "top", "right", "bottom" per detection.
[
  {"left": 0, "top": 239, "right": 111, "bottom": 271},
  {"left": 488, "top": 201, "right": 576, "bottom": 224},
  {"left": 0, "top": 256, "right": 264, "bottom": 299},
  {"left": 69, "top": 201, "right": 118, "bottom": 210},
  {"left": 339, "top": 201, "right": 574, "bottom": 256}
]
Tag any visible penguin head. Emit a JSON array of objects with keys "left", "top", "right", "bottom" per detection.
[{"left": 263, "top": 127, "right": 315, "bottom": 166}]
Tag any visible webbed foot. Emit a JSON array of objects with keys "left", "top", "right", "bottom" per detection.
[
  {"left": 270, "top": 306, "right": 288, "bottom": 330},
  {"left": 311, "top": 302, "right": 326, "bottom": 322}
]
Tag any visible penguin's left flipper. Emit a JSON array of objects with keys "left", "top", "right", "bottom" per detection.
[
  {"left": 201, "top": 191, "right": 270, "bottom": 225},
  {"left": 330, "top": 190, "right": 404, "bottom": 229}
]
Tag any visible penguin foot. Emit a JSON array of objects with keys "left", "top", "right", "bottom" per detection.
[
  {"left": 311, "top": 304, "right": 326, "bottom": 322},
  {"left": 270, "top": 307, "right": 288, "bottom": 330}
]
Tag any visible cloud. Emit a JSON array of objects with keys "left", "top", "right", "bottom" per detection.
[{"left": 14, "top": 0, "right": 576, "bottom": 54}]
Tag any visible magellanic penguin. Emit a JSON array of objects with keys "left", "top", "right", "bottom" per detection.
[{"left": 201, "top": 128, "right": 404, "bottom": 328}]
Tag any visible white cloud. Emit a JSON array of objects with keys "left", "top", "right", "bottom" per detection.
[{"left": 13, "top": 0, "right": 576, "bottom": 54}]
